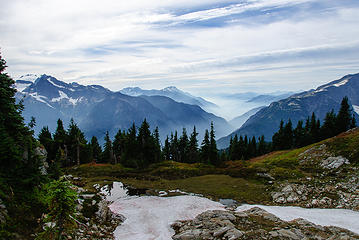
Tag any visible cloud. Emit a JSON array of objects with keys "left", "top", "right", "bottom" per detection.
[{"left": 1, "top": 0, "right": 359, "bottom": 99}]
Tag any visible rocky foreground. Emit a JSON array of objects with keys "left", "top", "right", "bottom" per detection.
[
  {"left": 172, "top": 208, "right": 359, "bottom": 240},
  {"left": 270, "top": 143, "right": 359, "bottom": 210}
]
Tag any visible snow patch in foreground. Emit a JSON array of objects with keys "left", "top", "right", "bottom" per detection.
[
  {"left": 237, "top": 204, "right": 359, "bottom": 234},
  {"left": 110, "top": 195, "right": 225, "bottom": 240}
]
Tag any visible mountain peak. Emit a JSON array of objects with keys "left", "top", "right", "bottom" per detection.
[
  {"left": 17, "top": 74, "right": 39, "bottom": 82},
  {"left": 163, "top": 86, "right": 179, "bottom": 92}
]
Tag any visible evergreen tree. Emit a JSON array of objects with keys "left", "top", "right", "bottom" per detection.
[
  {"left": 238, "top": 135, "right": 245, "bottom": 160},
  {"left": 170, "top": 131, "right": 179, "bottom": 162},
  {"left": 272, "top": 120, "right": 284, "bottom": 150},
  {"left": 283, "top": 119, "right": 293, "bottom": 149},
  {"left": 302, "top": 116, "right": 312, "bottom": 146},
  {"left": 67, "top": 118, "right": 87, "bottom": 166},
  {"left": 249, "top": 136, "right": 257, "bottom": 158},
  {"left": 101, "top": 131, "right": 114, "bottom": 164},
  {"left": 113, "top": 129, "right": 125, "bottom": 164},
  {"left": 90, "top": 136, "right": 102, "bottom": 163},
  {"left": 321, "top": 110, "right": 337, "bottom": 140},
  {"left": 122, "top": 123, "right": 138, "bottom": 167},
  {"left": 336, "top": 96, "right": 353, "bottom": 134},
  {"left": 134, "top": 119, "right": 159, "bottom": 167},
  {"left": 243, "top": 135, "right": 249, "bottom": 159},
  {"left": 163, "top": 136, "right": 171, "bottom": 161},
  {"left": 179, "top": 128, "right": 189, "bottom": 163},
  {"left": 209, "top": 122, "right": 219, "bottom": 165},
  {"left": 229, "top": 135, "right": 239, "bottom": 160},
  {"left": 38, "top": 126, "right": 54, "bottom": 160},
  {"left": 188, "top": 126, "right": 199, "bottom": 163},
  {"left": 152, "top": 126, "right": 162, "bottom": 163},
  {"left": 257, "top": 135, "right": 266, "bottom": 156},
  {"left": 0, "top": 53, "right": 44, "bottom": 237},
  {"left": 200, "top": 129, "right": 210, "bottom": 163},
  {"left": 293, "top": 120, "right": 306, "bottom": 148},
  {"left": 0, "top": 52, "right": 41, "bottom": 184},
  {"left": 53, "top": 119, "right": 68, "bottom": 166},
  {"left": 39, "top": 179, "right": 77, "bottom": 239}
]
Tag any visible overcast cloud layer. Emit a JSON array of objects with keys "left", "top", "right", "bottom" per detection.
[{"left": 1, "top": 0, "right": 359, "bottom": 97}]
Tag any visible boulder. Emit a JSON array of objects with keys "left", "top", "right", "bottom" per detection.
[{"left": 321, "top": 156, "right": 349, "bottom": 169}]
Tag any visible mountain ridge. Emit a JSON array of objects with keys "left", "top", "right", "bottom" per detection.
[
  {"left": 120, "top": 86, "right": 217, "bottom": 110},
  {"left": 217, "top": 73, "right": 359, "bottom": 149},
  {"left": 15, "top": 74, "right": 233, "bottom": 142}
]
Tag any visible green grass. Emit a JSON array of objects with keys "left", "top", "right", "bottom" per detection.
[
  {"left": 326, "top": 129, "right": 359, "bottom": 163},
  {"left": 119, "top": 174, "right": 270, "bottom": 203},
  {"left": 66, "top": 163, "right": 128, "bottom": 177}
]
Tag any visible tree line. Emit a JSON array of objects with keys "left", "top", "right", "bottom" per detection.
[
  {"left": 38, "top": 118, "right": 222, "bottom": 168},
  {"left": 272, "top": 97, "right": 356, "bottom": 150},
  {"left": 38, "top": 97, "right": 357, "bottom": 169}
]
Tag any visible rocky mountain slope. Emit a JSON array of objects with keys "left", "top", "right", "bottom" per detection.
[
  {"left": 218, "top": 73, "right": 359, "bottom": 149},
  {"left": 15, "top": 74, "right": 233, "bottom": 141},
  {"left": 229, "top": 106, "right": 265, "bottom": 129}
]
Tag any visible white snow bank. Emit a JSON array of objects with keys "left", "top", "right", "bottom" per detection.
[
  {"left": 15, "top": 82, "right": 31, "bottom": 92},
  {"left": 236, "top": 204, "right": 359, "bottom": 234},
  {"left": 51, "top": 90, "right": 81, "bottom": 105},
  {"left": 110, "top": 195, "right": 225, "bottom": 240},
  {"left": 18, "top": 74, "right": 38, "bottom": 82},
  {"left": 47, "top": 77, "right": 65, "bottom": 89},
  {"left": 333, "top": 78, "right": 349, "bottom": 87}
]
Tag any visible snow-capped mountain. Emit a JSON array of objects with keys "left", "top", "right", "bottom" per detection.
[
  {"left": 217, "top": 73, "right": 359, "bottom": 149},
  {"left": 120, "top": 86, "right": 217, "bottom": 110},
  {"left": 15, "top": 74, "right": 39, "bottom": 92},
  {"left": 15, "top": 75, "right": 233, "bottom": 142}
]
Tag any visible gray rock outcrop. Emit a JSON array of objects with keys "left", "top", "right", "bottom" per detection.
[{"left": 171, "top": 207, "right": 359, "bottom": 239}]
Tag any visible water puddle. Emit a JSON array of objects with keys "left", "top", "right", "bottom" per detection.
[{"left": 100, "top": 182, "right": 148, "bottom": 201}]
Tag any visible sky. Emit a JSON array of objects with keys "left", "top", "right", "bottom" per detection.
[{"left": 1, "top": 0, "right": 359, "bottom": 98}]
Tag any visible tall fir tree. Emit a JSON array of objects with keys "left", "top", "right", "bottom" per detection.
[
  {"left": 293, "top": 120, "right": 306, "bottom": 148},
  {"left": 102, "top": 131, "right": 114, "bottom": 164},
  {"left": 67, "top": 118, "right": 87, "bottom": 166},
  {"left": 90, "top": 136, "right": 102, "bottom": 163},
  {"left": 321, "top": 110, "right": 337, "bottom": 140},
  {"left": 188, "top": 126, "right": 199, "bottom": 163},
  {"left": 38, "top": 126, "right": 54, "bottom": 160},
  {"left": 200, "top": 129, "right": 210, "bottom": 163},
  {"left": 152, "top": 126, "right": 162, "bottom": 163},
  {"left": 179, "top": 128, "right": 189, "bottom": 163},
  {"left": 137, "top": 119, "right": 153, "bottom": 167},
  {"left": 283, "top": 119, "right": 293, "bottom": 149},
  {"left": 113, "top": 129, "right": 125, "bottom": 164},
  {"left": 0, "top": 53, "right": 45, "bottom": 237},
  {"left": 209, "top": 122, "right": 219, "bottom": 165},
  {"left": 163, "top": 135, "right": 171, "bottom": 161},
  {"left": 53, "top": 119, "right": 68, "bottom": 166},
  {"left": 122, "top": 123, "right": 138, "bottom": 167},
  {"left": 336, "top": 96, "right": 353, "bottom": 134}
]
